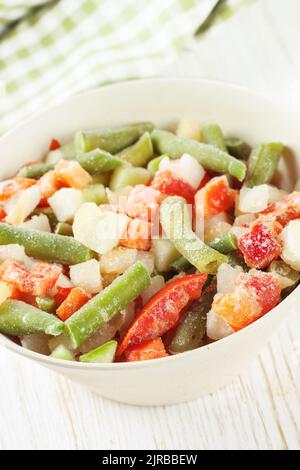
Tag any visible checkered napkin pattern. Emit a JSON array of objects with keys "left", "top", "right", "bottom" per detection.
[{"left": 0, "top": 0, "right": 219, "bottom": 134}]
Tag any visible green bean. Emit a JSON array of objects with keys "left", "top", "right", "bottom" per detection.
[
  {"left": 76, "top": 149, "right": 123, "bottom": 175},
  {"left": 91, "top": 172, "right": 112, "bottom": 186},
  {"left": 110, "top": 166, "right": 151, "bottom": 191},
  {"left": 33, "top": 207, "right": 58, "bottom": 231},
  {"left": 66, "top": 261, "right": 150, "bottom": 348},
  {"left": 50, "top": 345, "right": 75, "bottom": 361},
  {"left": 36, "top": 296, "right": 57, "bottom": 313},
  {"left": 75, "top": 122, "right": 155, "bottom": 154},
  {"left": 54, "top": 222, "right": 73, "bottom": 237},
  {"left": 201, "top": 124, "right": 227, "bottom": 152},
  {"left": 18, "top": 163, "right": 54, "bottom": 179},
  {"left": 0, "top": 223, "right": 94, "bottom": 265},
  {"left": 246, "top": 143, "right": 284, "bottom": 188},
  {"left": 225, "top": 137, "right": 250, "bottom": 160},
  {"left": 169, "top": 282, "right": 216, "bottom": 353},
  {"left": 147, "top": 155, "right": 166, "bottom": 175},
  {"left": 79, "top": 340, "right": 117, "bottom": 363},
  {"left": 208, "top": 232, "right": 238, "bottom": 254},
  {"left": 151, "top": 129, "right": 246, "bottom": 181},
  {"left": 0, "top": 300, "right": 64, "bottom": 336},
  {"left": 118, "top": 132, "right": 153, "bottom": 167},
  {"left": 82, "top": 184, "right": 108, "bottom": 205},
  {"left": 160, "top": 196, "right": 227, "bottom": 274},
  {"left": 171, "top": 256, "right": 193, "bottom": 272}
]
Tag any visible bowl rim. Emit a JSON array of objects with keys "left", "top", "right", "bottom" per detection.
[{"left": 0, "top": 77, "right": 299, "bottom": 370}]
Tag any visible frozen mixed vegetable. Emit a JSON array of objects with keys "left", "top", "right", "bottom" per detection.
[{"left": 0, "top": 118, "right": 295, "bottom": 364}]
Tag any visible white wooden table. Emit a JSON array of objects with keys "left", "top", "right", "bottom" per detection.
[{"left": 1, "top": 0, "right": 300, "bottom": 450}]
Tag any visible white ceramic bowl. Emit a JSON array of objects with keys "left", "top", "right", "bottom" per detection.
[{"left": 0, "top": 79, "right": 299, "bottom": 406}]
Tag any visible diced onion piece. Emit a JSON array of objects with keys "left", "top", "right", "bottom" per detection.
[
  {"left": 141, "top": 275, "right": 165, "bottom": 305},
  {"left": 73, "top": 202, "right": 129, "bottom": 254},
  {"left": 106, "top": 186, "right": 132, "bottom": 213},
  {"left": 206, "top": 308, "right": 234, "bottom": 340},
  {"left": 6, "top": 185, "right": 41, "bottom": 225},
  {"left": 21, "top": 214, "right": 51, "bottom": 232},
  {"left": 48, "top": 188, "right": 83, "bottom": 222},
  {"left": 217, "top": 263, "right": 243, "bottom": 294},
  {"left": 176, "top": 117, "right": 201, "bottom": 141},
  {"left": 268, "top": 260, "right": 300, "bottom": 290},
  {"left": 229, "top": 226, "right": 248, "bottom": 238},
  {"left": 56, "top": 273, "right": 73, "bottom": 288},
  {"left": 70, "top": 259, "right": 102, "bottom": 294},
  {"left": 280, "top": 220, "right": 300, "bottom": 270},
  {"left": 0, "top": 281, "right": 13, "bottom": 305},
  {"left": 239, "top": 185, "right": 286, "bottom": 213},
  {"left": 135, "top": 251, "right": 154, "bottom": 275},
  {"left": 100, "top": 247, "right": 137, "bottom": 274},
  {"left": 151, "top": 238, "right": 180, "bottom": 272},
  {"left": 159, "top": 154, "right": 205, "bottom": 189},
  {"left": 0, "top": 244, "right": 34, "bottom": 269},
  {"left": 78, "top": 313, "right": 124, "bottom": 354},
  {"left": 204, "top": 221, "right": 232, "bottom": 244},
  {"left": 234, "top": 213, "right": 257, "bottom": 227}
]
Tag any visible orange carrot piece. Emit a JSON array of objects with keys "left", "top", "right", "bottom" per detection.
[
  {"left": 195, "top": 175, "right": 237, "bottom": 219},
  {"left": 56, "top": 287, "right": 90, "bottom": 321},
  {"left": 124, "top": 338, "right": 168, "bottom": 362},
  {"left": 55, "top": 160, "right": 91, "bottom": 189},
  {"left": 120, "top": 218, "right": 152, "bottom": 251},
  {"left": 0, "top": 178, "right": 36, "bottom": 202}
]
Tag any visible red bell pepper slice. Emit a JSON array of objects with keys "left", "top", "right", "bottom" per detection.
[
  {"left": 0, "top": 260, "right": 62, "bottom": 297},
  {"left": 49, "top": 138, "right": 61, "bottom": 151},
  {"left": 235, "top": 271, "right": 281, "bottom": 315},
  {"left": 261, "top": 191, "right": 300, "bottom": 227},
  {"left": 238, "top": 219, "right": 282, "bottom": 269},
  {"left": 124, "top": 338, "right": 168, "bottom": 362},
  {"left": 0, "top": 207, "right": 6, "bottom": 220},
  {"left": 117, "top": 273, "right": 207, "bottom": 356},
  {"left": 151, "top": 170, "right": 196, "bottom": 204},
  {"left": 0, "top": 177, "right": 36, "bottom": 202}
]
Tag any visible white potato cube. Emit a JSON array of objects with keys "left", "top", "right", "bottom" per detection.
[
  {"left": 0, "top": 244, "right": 34, "bottom": 269},
  {"left": 151, "top": 238, "right": 179, "bottom": 272},
  {"left": 136, "top": 251, "right": 154, "bottom": 275},
  {"left": 176, "top": 117, "right": 201, "bottom": 141},
  {"left": 70, "top": 259, "right": 102, "bottom": 294},
  {"left": 48, "top": 188, "right": 83, "bottom": 222},
  {"left": 206, "top": 309, "right": 234, "bottom": 340},
  {"left": 21, "top": 214, "right": 51, "bottom": 232},
  {"left": 6, "top": 185, "right": 41, "bottom": 225},
  {"left": 73, "top": 202, "right": 129, "bottom": 254},
  {"left": 280, "top": 220, "right": 300, "bottom": 270},
  {"left": 217, "top": 263, "right": 243, "bottom": 294},
  {"left": 234, "top": 213, "right": 257, "bottom": 227},
  {"left": 239, "top": 184, "right": 286, "bottom": 214},
  {"left": 159, "top": 154, "right": 205, "bottom": 189},
  {"left": 100, "top": 247, "right": 137, "bottom": 274}
]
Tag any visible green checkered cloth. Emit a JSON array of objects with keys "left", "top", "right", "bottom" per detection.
[{"left": 0, "top": 0, "right": 221, "bottom": 134}]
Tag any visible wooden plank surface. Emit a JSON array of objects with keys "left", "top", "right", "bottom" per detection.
[{"left": 1, "top": 0, "right": 300, "bottom": 450}]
